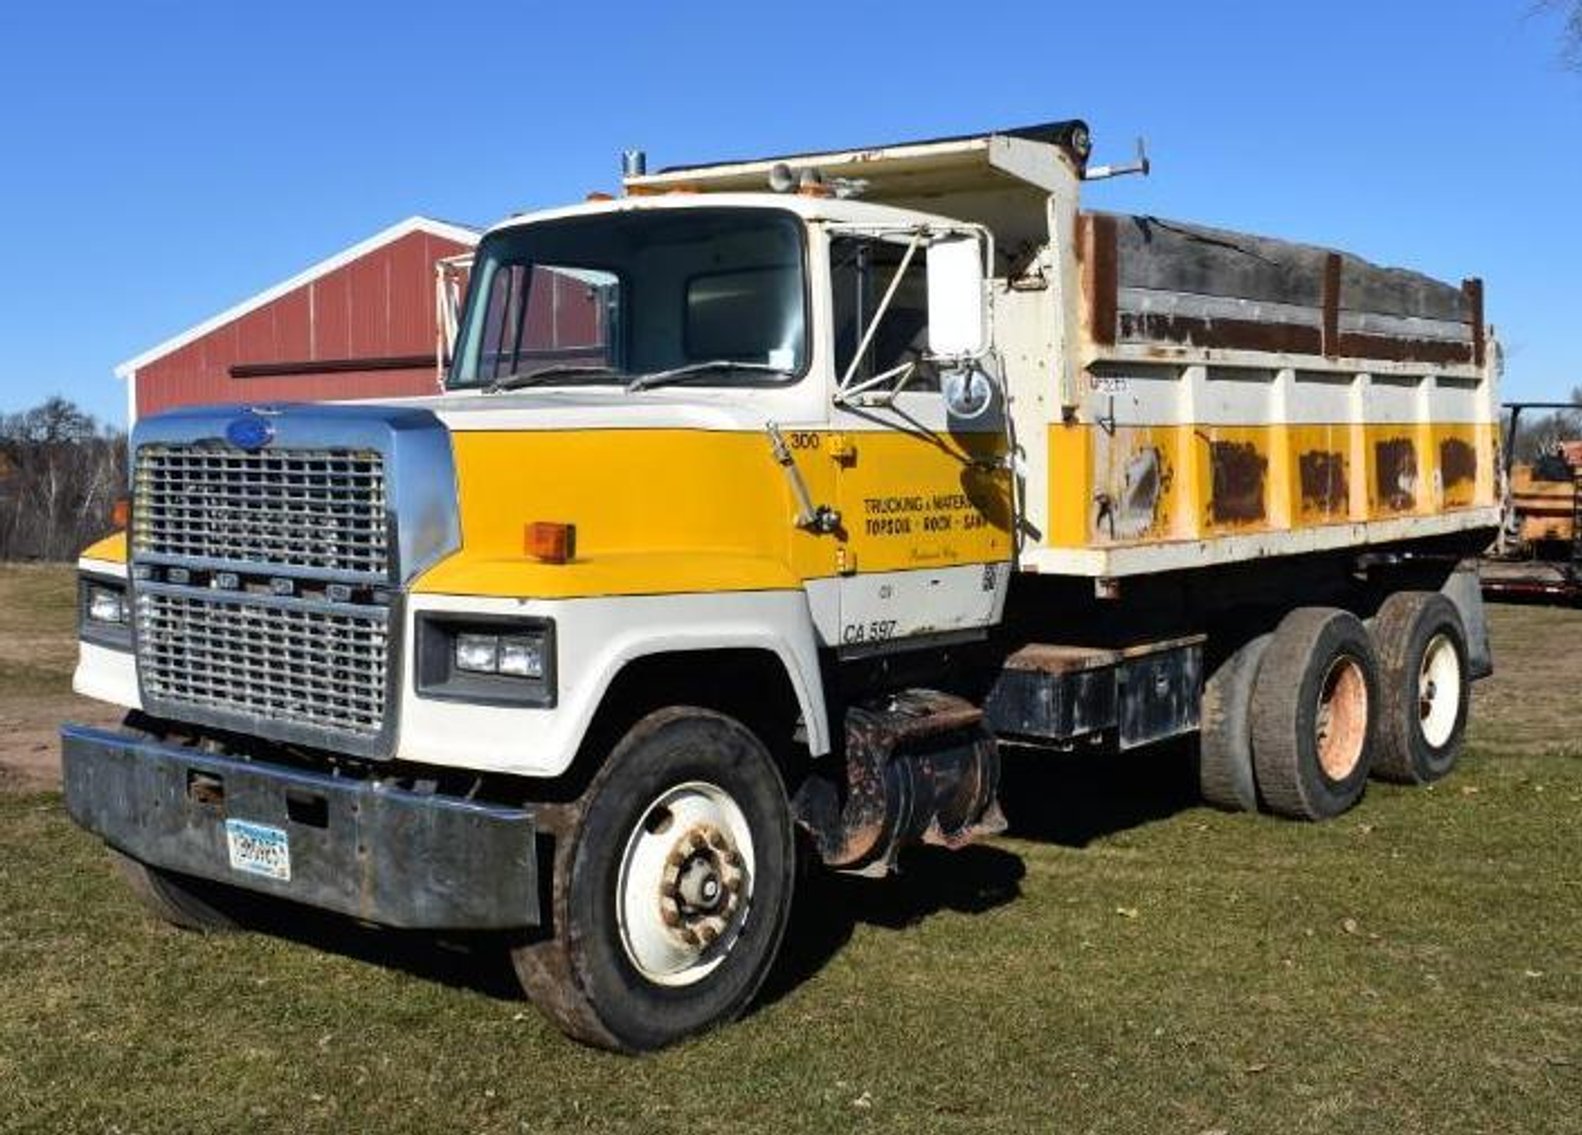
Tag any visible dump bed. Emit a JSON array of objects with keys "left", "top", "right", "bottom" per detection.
[{"left": 1025, "top": 212, "right": 1500, "bottom": 577}]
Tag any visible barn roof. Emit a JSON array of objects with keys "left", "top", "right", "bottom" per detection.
[{"left": 114, "top": 215, "right": 480, "bottom": 380}]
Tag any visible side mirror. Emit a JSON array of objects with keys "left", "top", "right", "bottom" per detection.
[{"left": 925, "top": 234, "right": 986, "bottom": 358}]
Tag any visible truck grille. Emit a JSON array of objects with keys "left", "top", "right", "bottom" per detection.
[
  {"left": 130, "top": 442, "right": 397, "bottom": 753},
  {"left": 136, "top": 588, "right": 390, "bottom": 739},
  {"left": 132, "top": 444, "right": 390, "bottom": 580}
]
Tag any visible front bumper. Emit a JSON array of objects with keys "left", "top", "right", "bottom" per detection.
[{"left": 61, "top": 724, "right": 539, "bottom": 930}]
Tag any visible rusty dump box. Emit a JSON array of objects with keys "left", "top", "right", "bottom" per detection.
[{"left": 1036, "top": 211, "right": 1499, "bottom": 577}]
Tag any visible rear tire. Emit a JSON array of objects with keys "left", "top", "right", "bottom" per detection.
[
  {"left": 1369, "top": 591, "right": 1469, "bottom": 784},
  {"left": 1252, "top": 608, "right": 1378, "bottom": 821},
  {"left": 111, "top": 850, "right": 236, "bottom": 932},
  {"left": 511, "top": 708, "right": 796, "bottom": 1052},
  {"left": 1199, "top": 633, "right": 1272, "bottom": 812}
]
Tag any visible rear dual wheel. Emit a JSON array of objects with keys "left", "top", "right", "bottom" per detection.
[
  {"left": 1252, "top": 608, "right": 1378, "bottom": 821},
  {"left": 1200, "top": 594, "right": 1471, "bottom": 821},
  {"left": 1369, "top": 592, "right": 1470, "bottom": 785}
]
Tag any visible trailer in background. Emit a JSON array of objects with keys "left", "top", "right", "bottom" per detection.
[{"left": 1482, "top": 400, "right": 1582, "bottom": 602}]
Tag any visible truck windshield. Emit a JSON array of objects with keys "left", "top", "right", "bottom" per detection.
[{"left": 449, "top": 207, "right": 808, "bottom": 391}]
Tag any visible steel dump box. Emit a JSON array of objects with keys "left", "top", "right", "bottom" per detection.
[{"left": 1029, "top": 212, "right": 1499, "bottom": 577}]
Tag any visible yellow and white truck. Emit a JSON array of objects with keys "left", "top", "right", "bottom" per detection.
[{"left": 63, "top": 121, "right": 1500, "bottom": 1051}]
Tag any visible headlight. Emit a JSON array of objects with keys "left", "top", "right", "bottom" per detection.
[
  {"left": 454, "top": 633, "right": 546, "bottom": 679},
  {"left": 87, "top": 584, "right": 127, "bottom": 625},
  {"left": 79, "top": 575, "right": 132, "bottom": 651},
  {"left": 418, "top": 616, "right": 556, "bottom": 707},
  {"left": 455, "top": 633, "right": 500, "bottom": 674}
]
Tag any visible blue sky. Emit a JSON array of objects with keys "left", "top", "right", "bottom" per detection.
[{"left": 0, "top": 1, "right": 1577, "bottom": 424}]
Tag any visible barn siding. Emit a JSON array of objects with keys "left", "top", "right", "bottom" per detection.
[{"left": 135, "top": 229, "right": 473, "bottom": 417}]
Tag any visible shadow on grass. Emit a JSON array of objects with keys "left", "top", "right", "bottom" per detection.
[
  {"left": 996, "top": 736, "right": 1203, "bottom": 848},
  {"left": 185, "top": 738, "right": 1203, "bottom": 1019},
  {"left": 759, "top": 739, "right": 1202, "bottom": 1008},
  {"left": 759, "top": 841, "right": 1026, "bottom": 1008},
  {"left": 213, "top": 889, "right": 526, "bottom": 1001}
]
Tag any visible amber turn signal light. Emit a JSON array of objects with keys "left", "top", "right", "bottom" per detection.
[
  {"left": 111, "top": 497, "right": 131, "bottom": 528},
  {"left": 524, "top": 522, "right": 576, "bottom": 564}
]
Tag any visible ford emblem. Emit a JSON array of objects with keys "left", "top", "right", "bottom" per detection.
[{"left": 225, "top": 413, "right": 274, "bottom": 451}]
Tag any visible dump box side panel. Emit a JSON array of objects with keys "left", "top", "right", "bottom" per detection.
[{"left": 1022, "top": 213, "right": 1499, "bottom": 577}]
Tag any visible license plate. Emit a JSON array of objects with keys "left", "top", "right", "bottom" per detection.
[{"left": 225, "top": 819, "right": 291, "bottom": 882}]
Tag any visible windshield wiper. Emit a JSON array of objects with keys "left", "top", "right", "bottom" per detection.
[
  {"left": 626, "top": 360, "right": 792, "bottom": 393},
  {"left": 485, "top": 364, "right": 620, "bottom": 393}
]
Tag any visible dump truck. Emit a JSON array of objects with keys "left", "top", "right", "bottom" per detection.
[
  {"left": 1481, "top": 401, "right": 1582, "bottom": 601},
  {"left": 63, "top": 120, "right": 1500, "bottom": 1052}
]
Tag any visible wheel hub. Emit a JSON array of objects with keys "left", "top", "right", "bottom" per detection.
[{"left": 658, "top": 824, "right": 745, "bottom": 945}]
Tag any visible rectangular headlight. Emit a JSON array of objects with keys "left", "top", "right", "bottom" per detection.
[
  {"left": 87, "top": 584, "right": 127, "bottom": 625},
  {"left": 79, "top": 575, "right": 132, "bottom": 652},
  {"left": 497, "top": 636, "right": 545, "bottom": 679},
  {"left": 418, "top": 616, "right": 556, "bottom": 707},
  {"left": 455, "top": 633, "right": 501, "bottom": 674}
]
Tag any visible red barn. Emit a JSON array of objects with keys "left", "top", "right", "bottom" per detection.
[{"left": 116, "top": 216, "right": 479, "bottom": 423}]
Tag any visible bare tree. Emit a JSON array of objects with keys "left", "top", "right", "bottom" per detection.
[
  {"left": 0, "top": 397, "right": 127, "bottom": 561},
  {"left": 1538, "top": 0, "right": 1582, "bottom": 67},
  {"left": 1505, "top": 386, "right": 1582, "bottom": 469}
]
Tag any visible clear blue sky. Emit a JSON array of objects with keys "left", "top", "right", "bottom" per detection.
[{"left": 0, "top": 1, "right": 1576, "bottom": 425}]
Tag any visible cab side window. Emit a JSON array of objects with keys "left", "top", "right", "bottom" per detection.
[{"left": 829, "top": 236, "right": 938, "bottom": 392}]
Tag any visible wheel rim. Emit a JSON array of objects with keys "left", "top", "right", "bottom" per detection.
[
  {"left": 615, "top": 780, "right": 755, "bottom": 988},
  {"left": 1315, "top": 654, "right": 1369, "bottom": 781},
  {"left": 1418, "top": 632, "right": 1462, "bottom": 749}
]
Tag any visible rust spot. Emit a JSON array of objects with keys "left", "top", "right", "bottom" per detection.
[
  {"left": 1439, "top": 437, "right": 1477, "bottom": 489},
  {"left": 1463, "top": 277, "right": 1485, "bottom": 368},
  {"left": 1117, "top": 313, "right": 1474, "bottom": 367},
  {"left": 1374, "top": 438, "right": 1419, "bottom": 511},
  {"left": 1118, "top": 312, "right": 1323, "bottom": 356},
  {"left": 1299, "top": 450, "right": 1348, "bottom": 515},
  {"left": 1208, "top": 440, "right": 1267, "bottom": 525},
  {"left": 1335, "top": 332, "right": 1472, "bottom": 366},
  {"left": 1083, "top": 213, "right": 1119, "bottom": 347},
  {"left": 1100, "top": 446, "right": 1168, "bottom": 540},
  {"left": 1321, "top": 252, "right": 1342, "bottom": 357}
]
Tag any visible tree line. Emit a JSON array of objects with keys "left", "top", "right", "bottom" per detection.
[{"left": 0, "top": 397, "right": 126, "bottom": 561}]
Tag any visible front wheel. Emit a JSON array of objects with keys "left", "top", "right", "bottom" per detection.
[
  {"left": 111, "top": 850, "right": 237, "bottom": 932},
  {"left": 511, "top": 708, "right": 796, "bottom": 1052}
]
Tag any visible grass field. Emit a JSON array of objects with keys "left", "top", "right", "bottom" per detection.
[{"left": 1, "top": 567, "right": 1580, "bottom": 1133}]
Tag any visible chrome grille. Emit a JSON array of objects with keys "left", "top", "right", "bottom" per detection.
[
  {"left": 133, "top": 445, "right": 389, "bottom": 579},
  {"left": 136, "top": 587, "right": 390, "bottom": 739}
]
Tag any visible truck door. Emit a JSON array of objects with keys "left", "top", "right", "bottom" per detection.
[{"left": 825, "top": 229, "right": 1013, "bottom": 652}]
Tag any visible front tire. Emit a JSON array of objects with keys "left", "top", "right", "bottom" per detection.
[
  {"left": 512, "top": 708, "right": 796, "bottom": 1052},
  {"left": 111, "top": 850, "right": 237, "bottom": 932}
]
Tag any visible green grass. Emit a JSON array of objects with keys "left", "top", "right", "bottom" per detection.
[
  {"left": 2, "top": 569, "right": 1581, "bottom": 1132},
  {"left": 0, "top": 564, "right": 80, "bottom": 691}
]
